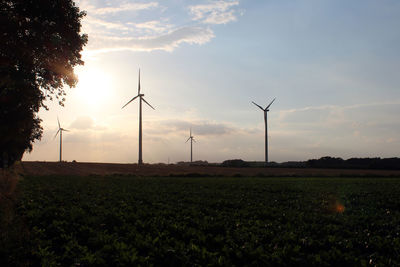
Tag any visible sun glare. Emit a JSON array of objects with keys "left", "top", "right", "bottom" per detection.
[{"left": 76, "top": 68, "right": 112, "bottom": 107}]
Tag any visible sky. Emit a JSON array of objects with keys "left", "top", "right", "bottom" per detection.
[{"left": 23, "top": 0, "right": 400, "bottom": 164}]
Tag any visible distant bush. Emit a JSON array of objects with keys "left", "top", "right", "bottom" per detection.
[
  {"left": 218, "top": 157, "right": 400, "bottom": 170},
  {"left": 307, "top": 156, "right": 346, "bottom": 169},
  {"left": 176, "top": 161, "right": 209, "bottom": 166},
  {"left": 306, "top": 156, "right": 400, "bottom": 170},
  {"left": 221, "top": 159, "right": 249, "bottom": 168}
]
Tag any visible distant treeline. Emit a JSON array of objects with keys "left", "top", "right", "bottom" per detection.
[
  {"left": 219, "top": 157, "right": 400, "bottom": 170},
  {"left": 305, "top": 156, "right": 400, "bottom": 170}
]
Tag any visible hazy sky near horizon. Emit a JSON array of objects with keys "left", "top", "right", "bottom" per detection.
[{"left": 23, "top": 0, "right": 400, "bottom": 163}]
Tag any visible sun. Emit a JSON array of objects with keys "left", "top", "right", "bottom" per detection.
[{"left": 75, "top": 67, "right": 112, "bottom": 107}]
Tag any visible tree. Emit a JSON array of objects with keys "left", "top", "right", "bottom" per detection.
[{"left": 0, "top": 0, "right": 87, "bottom": 167}]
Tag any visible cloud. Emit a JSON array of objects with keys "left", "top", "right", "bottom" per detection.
[
  {"left": 90, "top": 2, "right": 159, "bottom": 15},
  {"left": 277, "top": 101, "right": 400, "bottom": 126},
  {"left": 69, "top": 116, "right": 107, "bottom": 131},
  {"left": 70, "top": 116, "right": 94, "bottom": 130},
  {"left": 129, "top": 20, "right": 173, "bottom": 34},
  {"left": 144, "top": 119, "right": 238, "bottom": 138},
  {"left": 189, "top": 0, "right": 240, "bottom": 24},
  {"left": 267, "top": 101, "right": 400, "bottom": 160},
  {"left": 87, "top": 26, "right": 215, "bottom": 53},
  {"left": 170, "top": 120, "right": 235, "bottom": 136},
  {"left": 84, "top": 16, "right": 174, "bottom": 39},
  {"left": 64, "top": 130, "right": 127, "bottom": 144},
  {"left": 77, "top": 0, "right": 240, "bottom": 53},
  {"left": 85, "top": 16, "right": 132, "bottom": 31}
]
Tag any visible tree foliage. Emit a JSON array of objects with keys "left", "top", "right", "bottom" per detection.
[
  {"left": 0, "top": 0, "right": 87, "bottom": 167},
  {"left": 306, "top": 156, "right": 400, "bottom": 170}
]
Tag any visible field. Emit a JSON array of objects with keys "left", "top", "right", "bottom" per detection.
[
  {"left": 20, "top": 161, "right": 400, "bottom": 177},
  {"left": 2, "top": 173, "right": 400, "bottom": 266}
]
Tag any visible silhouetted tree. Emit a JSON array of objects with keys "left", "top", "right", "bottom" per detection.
[
  {"left": 307, "top": 156, "right": 345, "bottom": 168},
  {"left": 0, "top": 0, "right": 87, "bottom": 167}
]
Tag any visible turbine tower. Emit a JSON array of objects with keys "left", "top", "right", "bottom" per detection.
[
  {"left": 185, "top": 128, "right": 196, "bottom": 163},
  {"left": 252, "top": 98, "right": 276, "bottom": 163},
  {"left": 54, "top": 117, "right": 69, "bottom": 162},
  {"left": 122, "top": 69, "right": 155, "bottom": 165}
]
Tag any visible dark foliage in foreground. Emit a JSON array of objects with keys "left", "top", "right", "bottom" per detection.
[
  {"left": 0, "top": 0, "right": 87, "bottom": 168},
  {"left": 2, "top": 176, "right": 400, "bottom": 266}
]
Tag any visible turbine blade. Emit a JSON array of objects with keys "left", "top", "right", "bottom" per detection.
[
  {"left": 193, "top": 138, "right": 196, "bottom": 143},
  {"left": 138, "top": 69, "right": 141, "bottom": 95},
  {"left": 121, "top": 95, "right": 139, "bottom": 109},
  {"left": 185, "top": 137, "right": 191, "bottom": 143},
  {"left": 142, "top": 97, "right": 155, "bottom": 110},
  {"left": 57, "top": 116, "right": 60, "bottom": 128},
  {"left": 54, "top": 129, "right": 60, "bottom": 139},
  {"left": 190, "top": 127, "right": 192, "bottom": 137},
  {"left": 266, "top": 98, "right": 276, "bottom": 109},
  {"left": 63, "top": 129, "right": 69, "bottom": 132},
  {"left": 252, "top": 101, "right": 265, "bottom": 111}
]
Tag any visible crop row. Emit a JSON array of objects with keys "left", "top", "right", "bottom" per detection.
[{"left": 3, "top": 176, "right": 400, "bottom": 266}]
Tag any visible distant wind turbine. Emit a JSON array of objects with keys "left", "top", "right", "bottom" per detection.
[
  {"left": 122, "top": 69, "right": 155, "bottom": 165},
  {"left": 252, "top": 98, "right": 276, "bottom": 163},
  {"left": 185, "top": 128, "right": 196, "bottom": 163},
  {"left": 54, "top": 117, "right": 69, "bottom": 162}
]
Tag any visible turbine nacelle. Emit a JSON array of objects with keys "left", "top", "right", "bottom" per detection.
[
  {"left": 122, "top": 71, "right": 154, "bottom": 110},
  {"left": 252, "top": 98, "right": 276, "bottom": 112},
  {"left": 186, "top": 136, "right": 195, "bottom": 143},
  {"left": 186, "top": 128, "right": 195, "bottom": 142},
  {"left": 54, "top": 118, "right": 69, "bottom": 139}
]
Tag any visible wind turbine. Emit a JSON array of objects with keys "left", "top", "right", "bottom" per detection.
[
  {"left": 54, "top": 117, "right": 69, "bottom": 162},
  {"left": 185, "top": 128, "right": 196, "bottom": 163},
  {"left": 122, "top": 69, "right": 155, "bottom": 165},
  {"left": 252, "top": 98, "right": 276, "bottom": 163}
]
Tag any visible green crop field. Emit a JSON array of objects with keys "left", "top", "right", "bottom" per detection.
[{"left": 2, "top": 175, "right": 400, "bottom": 266}]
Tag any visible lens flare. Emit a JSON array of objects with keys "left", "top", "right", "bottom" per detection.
[{"left": 335, "top": 203, "right": 345, "bottom": 213}]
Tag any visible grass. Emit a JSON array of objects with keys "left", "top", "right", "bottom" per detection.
[{"left": 2, "top": 175, "right": 400, "bottom": 266}]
